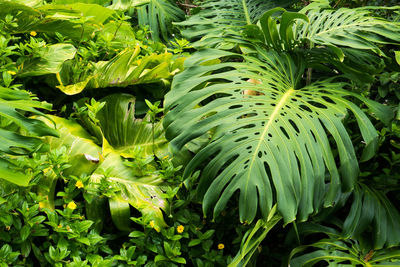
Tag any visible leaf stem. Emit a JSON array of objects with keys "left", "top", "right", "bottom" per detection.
[{"left": 242, "top": 0, "right": 251, "bottom": 25}]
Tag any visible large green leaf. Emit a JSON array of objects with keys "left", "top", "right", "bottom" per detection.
[
  {"left": 0, "top": 158, "right": 30, "bottom": 186},
  {"left": 18, "top": 44, "right": 76, "bottom": 77},
  {"left": 0, "top": 87, "right": 58, "bottom": 186},
  {"left": 0, "top": 87, "right": 58, "bottom": 155},
  {"left": 0, "top": 1, "right": 116, "bottom": 41},
  {"left": 42, "top": 115, "right": 168, "bottom": 231},
  {"left": 4, "top": 0, "right": 43, "bottom": 8},
  {"left": 97, "top": 94, "right": 168, "bottom": 159},
  {"left": 164, "top": 48, "right": 392, "bottom": 224},
  {"left": 108, "top": 0, "right": 151, "bottom": 10},
  {"left": 43, "top": 116, "right": 102, "bottom": 176},
  {"left": 91, "top": 153, "right": 168, "bottom": 232},
  {"left": 56, "top": 47, "right": 184, "bottom": 95}
]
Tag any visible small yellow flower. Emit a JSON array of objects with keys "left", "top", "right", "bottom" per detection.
[
  {"left": 149, "top": 220, "right": 155, "bottom": 228},
  {"left": 66, "top": 225, "right": 71, "bottom": 231},
  {"left": 30, "top": 31, "right": 37, "bottom": 37},
  {"left": 5, "top": 226, "right": 10, "bottom": 231},
  {"left": 67, "top": 201, "right": 77, "bottom": 210},
  {"left": 176, "top": 225, "right": 184, "bottom": 234},
  {"left": 57, "top": 224, "right": 62, "bottom": 228},
  {"left": 7, "top": 70, "right": 16, "bottom": 75},
  {"left": 39, "top": 202, "right": 45, "bottom": 209},
  {"left": 218, "top": 243, "right": 224, "bottom": 250},
  {"left": 162, "top": 155, "right": 169, "bottom": 160},
  {"left": 75, "top": 180, "right": 84, "bottom": 189}
]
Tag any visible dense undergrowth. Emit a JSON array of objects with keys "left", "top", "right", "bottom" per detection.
[{"left": 1, "top": 0, "right": 400, "bottom": 266}]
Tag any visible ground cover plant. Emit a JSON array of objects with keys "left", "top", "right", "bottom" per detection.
[{"left": 0, "top": 0, "right": 400, "bottom": 266}]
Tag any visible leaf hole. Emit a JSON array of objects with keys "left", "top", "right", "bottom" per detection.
[{"left": 280, "top": 127, "right": 290, "bottom": 139}]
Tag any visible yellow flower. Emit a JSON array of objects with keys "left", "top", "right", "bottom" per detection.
[
  {"left": 57, "top": 224, "right": 62, "bottom": 228},
  {"left": 162, "top": 155, "right": 169, "bottom": 160},
  {"left": 7, "top": 70, "right": 16, "bottom": 75},
  {"left": 66, "top": 225, "right": 71, "bottom": 231},
  {"left": 5, "top": 226, "right": 10, "bottom": 231},
  {"left": 149, "top": 220, "right": 155, "bottom": 228},
  {"left": 67, "top": 201, "right": 77, "bottom": 210},
  {"left": 218, "top": 243, "right": 224, "bottom": 250},
  {"left": 30, "top": 31, "right": 37, "bottom": 36},
  {"left": 176, "top": 225, "right": 184, "bottom": 234},
  {"left": 75, "top": 180, "right": 84, "bottom": 189}
]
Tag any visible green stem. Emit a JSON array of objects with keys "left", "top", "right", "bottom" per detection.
[
  {"left": 242, "top": 0, "right": 251, "bottom": 25},
  {"left": 228, "top": 207, "right": 282, "bottom": 267}
]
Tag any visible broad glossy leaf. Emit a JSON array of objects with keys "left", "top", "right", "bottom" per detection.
[
  {"left": 91, "top": 152, "right": 168, "bottom": 231},
  {"left": 42, "top": 115, "right": 102, "bottom": 176},
  {"left": 57, "top": 47, "right": 184, "bottom": 94},
  {"left": 0, "top": 158, "right": 30, "bottom": 186},
  {"left": 42, "top": 116, "right": 168, "bottom": 231},
  {"left": 37, "top": 3, "right": 115, "bottom": 24},
  {"left": 54, "top": 0, "right": 110, "bottom": 4},
  {"left": 164, "top": 48, "right": 391, "bottom": 224},
  {"left": 97, "top": 94, "right": 168, "bottom": 158},
  {"left": 108, "top": 0, "right": 150, "bottom": 10},
  {"left": 0, "top": 1, "right": 41, "bottom": 31},
  {"left": 18, "top": 44, "right": 76, "bottom": 77},
  {"left": 0, "top": 87, "right": 58, "bottom": 155},
  {"left": 0, "top": 1, "right": 116, "bottom": 40},
  {"left": 7, "top": 0, "right": 43, "bottom": 7}
]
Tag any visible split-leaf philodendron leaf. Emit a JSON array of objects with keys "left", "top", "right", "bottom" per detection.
[{"left": 164, "top": 48, "right": 392, "bottom": 224}]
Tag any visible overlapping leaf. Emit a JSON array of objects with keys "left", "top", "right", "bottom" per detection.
[
  {"left": 177, "top": 0, "right": 296, "bottom": 48},
  {"left": 0, "top": 87, "right": 58, "bottom": 186},
  {"left": 18, "top": 44, "right": 76, "bottom": 77},
  {"left": 290, "top": 234, "right": 400, "bottom": 267},
  {"left": 343, "top": 183, "right": 400, "bottom": 249},
  {"left": 41, "top": 101, "right": 169, "bottom": 231},
  {"left": 97, "top": 94, "right": 168, "bottom": 159},
  {"left": 295, "top": 6, "right": 400, "bottom": 57},
  {"left": 164, "top": 48, "right": 392, "bottom": 224},
  {"left": 56, "top": 47, "right": 184, "bottom": 95},
  {"left": 0, "top": 87, "right": 58, "bottom": 155},
  {"left": 136, "top": 0, "right": 185, "bottom": 42},
  {"left": 0, "top": 1, "right": 116, "bottom": 40}
]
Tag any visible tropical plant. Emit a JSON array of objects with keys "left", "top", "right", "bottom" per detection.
[
  {"left": 164, "top": 0, "right": 400, "bottom": 264},
  {"left": 1, "top": 0, "right": 400, "bottom": 266}
]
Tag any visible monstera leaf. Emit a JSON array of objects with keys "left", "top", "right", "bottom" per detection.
[
  {"left": 164, "top": 48, "right": 392, "bottom": 224},
  {"left": 295, "top": 6, "right": 400, "bottom": 58},
  {"left": 177, "top": 0, "right": 296, "bottom": 48}
]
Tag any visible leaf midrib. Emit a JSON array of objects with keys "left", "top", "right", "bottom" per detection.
[{"left": 245, "top": 88, "right": 295, "bottom": 194}]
